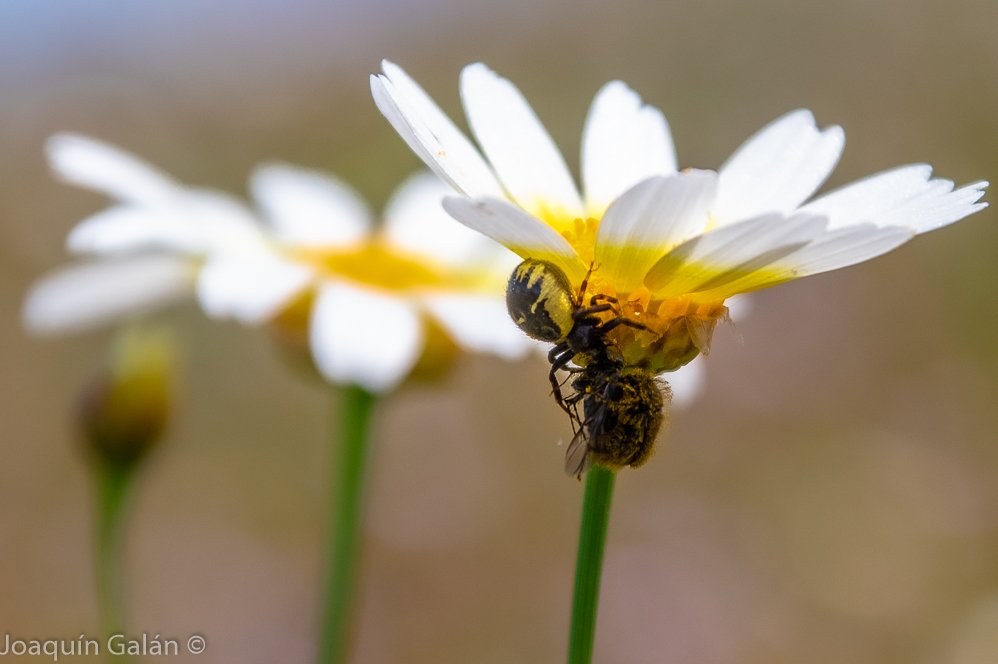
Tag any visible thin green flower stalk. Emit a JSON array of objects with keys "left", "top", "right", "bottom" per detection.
[
  {"left": 568, "top": 465, "right": 616, "bottom": 664},
  {"left": 78, "top": 326, "right": 173, "bottom": 652},
  {"left": 95, "top": 461, "right": 132, "bottom": 645},
  {"left": 319, "top": 386, "right": 377, "bottom": 664}
]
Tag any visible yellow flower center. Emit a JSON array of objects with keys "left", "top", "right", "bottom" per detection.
[
  {"left": 557, "top": 216, "right": 729, "bottom": 374},
  {"left": 292, "top": 240, "right": 453, "bottom": 292},
  {"left": 266, "top": 238, "right": 488, "bottom": 384}
]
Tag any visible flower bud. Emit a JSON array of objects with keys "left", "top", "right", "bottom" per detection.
[{"left": 79, "top": 326, "right": 174, "bottom": 467}]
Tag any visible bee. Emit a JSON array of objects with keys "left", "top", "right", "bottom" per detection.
[
  {"left": 506, "top": 259, "right": 671, "bottom": 477},
  {"left": 564, "top": 366, "right": 669, "bottom": 477}
]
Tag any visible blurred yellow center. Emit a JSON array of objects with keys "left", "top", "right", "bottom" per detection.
[{"left": 293, "top": 241, "right": 449, "bottom": 292}]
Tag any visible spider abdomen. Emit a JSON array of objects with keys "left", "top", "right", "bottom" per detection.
[{"left": 506, "top": 259, "right": 576, "bottom": 343}]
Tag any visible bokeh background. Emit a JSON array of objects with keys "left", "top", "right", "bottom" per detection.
[{"left": 2, "top": 0, "right": 997, "bottom": 662}]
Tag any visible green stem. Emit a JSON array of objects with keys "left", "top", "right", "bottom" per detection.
[
  {"left": 567, "top": 465, "right": 616, "bottom": 664},
  {"left": 95, "top": 461, "right": 133, "bottom": 651},
  {"left": 319, "top": 385, "right": 377, "bottom": 664}
]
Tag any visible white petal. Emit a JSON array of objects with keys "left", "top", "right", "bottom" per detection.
[
  {"left": 310, "top": 282, "right": 423, "bottom": 392},
  {"left": 371, "top": 62, "right": 504, "bottom": 198},
  {"left": 250, "top": 163, "right": 372, "bottom": 247},
  {"left": 382, "top": 171, "right": 509, "bottom": 268},
  {"left": 581, "top": 81, "right": 678, "bottom": 216},
  {"left": 422, "top": 293, "right": 534, "bottom": 360},
  {"left": 774, "top": 223, "right": 915, "bottom": 277},
  {"left": 714, "top": 110, "right": 844, "bottom": 223},
  {"left": 664, "top": 360, "right": 705, "bottom": 410},
  {"left": 875, "top": 181, "right": 987, "bottom": 233},
  {"left": 23, "top": 255, "right": 195, "bottom": 335},
  {"left": 645, "top": 212, "right": 829, "bottom": 297},
  {"left": 67, "top": 193, "right": 263, "bottom": 255},
  {"left": 441, "top": 196, "right": 589, "bottom": 286},
  {"left": 594, "top": 170, "right": 718, "bottom": 293},
  {"left": 67, "top": 206, "right": 199, "bottom": 254},
  {"left": 197, "top": 252, "right": 313, "bottom": 324},
  {"left": 46, "top": 134, "right": 181, "bottom": 205},
  {"left": 802, "top": 164, "right": 988, "bottom": 234},
  {"left": 460, "top": 63, "right": 584, "bottom": 220},
  {"left": 692, "top": 223, "right": 915, "bottom": 301},
  {"left": 177, "top": 191, "right": 267, "bottom": 251}
]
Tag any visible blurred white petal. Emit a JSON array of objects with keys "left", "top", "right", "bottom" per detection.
[
  {"left": 442, "top": 195, "right": 589, "bottom": 285},
  {"left": 46, "top": 134, "right": 182, "bottom": 205},
  {"left": 382, "top": 171, "right": 513, "bottom": 268},
  {"left": 715, "top": 110, "right": 844, "bottom": 223},
  {"left": 460, "top": 63, "right": 584, "bottom": 220},
  {"left": 23, "top": 255, "right": 195, "bottom": 335},
  {"left": 197, "top": 252, "right": 313, "bottom": 324},
  {"left": 724, "top": 294, "right": 753, "bottom": 321},
  {"left": 665, "top": 360, "right": 705, "bottom": 410},
  {"left": 310, "top": 281, "right": 423, "bottom": 392},
  {"left": 422, "top": 293, "right": 534, "bottom": 359},
  {"left": 371, "top": 61, "right": 505, "bottom": 198},
  {"left": 250, "top": 163, "right": 372, "bottom": 247},
  {"left": 582, "top": 81, "right": 678, "bottom": 216},
  {"left": 67, "top": 192, "right": 264, "bottom": 255}
]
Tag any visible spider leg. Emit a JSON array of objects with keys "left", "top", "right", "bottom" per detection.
[
  {"left": 576, "top": 261, "right": 597, "bottom": 304},
  {"left": 589, "top": 293, "right": 619, "bottom": 307},
  {"left": 599, "top": 316, "right": 651, "bottom": 335},
  {"left": 547, "top": 345, "right": 576, "bottom": 415},
  {"left": 573, "top": 303, "right": 615, "bottom": 319}
]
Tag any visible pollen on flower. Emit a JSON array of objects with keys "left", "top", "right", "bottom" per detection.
[
  {"left": 557, "top": 216, "right": 729, "bottom": 375},
  {"left": 545, "top": 215, "right": 727, "bottom": 374},
  {"left": 559, "top": 217, "right": 600, "bottom": 266},
  {"left": 600, "top": 292, "right": 729, "bottom": 374}
]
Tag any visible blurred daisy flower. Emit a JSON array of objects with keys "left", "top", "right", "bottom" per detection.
[
  {"left": 24, "top": 135, "right": 534, "bottom": 392},
  {"left": 372, "top": 61, "right": 988, "bottom": 376},
  {"left": 372, "top": 61, "right": 987, "bottom": 470}
]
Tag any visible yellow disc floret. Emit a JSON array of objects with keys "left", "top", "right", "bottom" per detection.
[{"left": 552, "top": 215, "right": 729, "bottom": 375}]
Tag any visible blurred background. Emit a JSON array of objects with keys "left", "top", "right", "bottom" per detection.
[{"left": 2, "top": 0, "right": 997, "bottom": 662}]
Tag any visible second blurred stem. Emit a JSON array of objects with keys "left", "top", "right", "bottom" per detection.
[
  {"left": 319, "top": 385, "right": 377, "bottom": 664},
  {"left": 95, "top": 460, "right": 132, "bottom": 649}
]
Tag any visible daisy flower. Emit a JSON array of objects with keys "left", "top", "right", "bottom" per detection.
[
  {"left": 374, "top": 60, "right": 989, "bottom": 660},
  {"left": 371, "top": 61, "right": 988, "bottom": 380},
  {"left": 207, "top": 162, "right": 534, "bottom": 391},
  {"left": 24, "top": 135, "right": 534, "bottom": 392}
]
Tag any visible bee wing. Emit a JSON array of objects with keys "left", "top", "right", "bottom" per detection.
[
  {"left": 685, "top": 315, "right": 719, "bottom": 355},
  {"left": 564, "top": 427, "right": 592, "bottom": 479}
]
